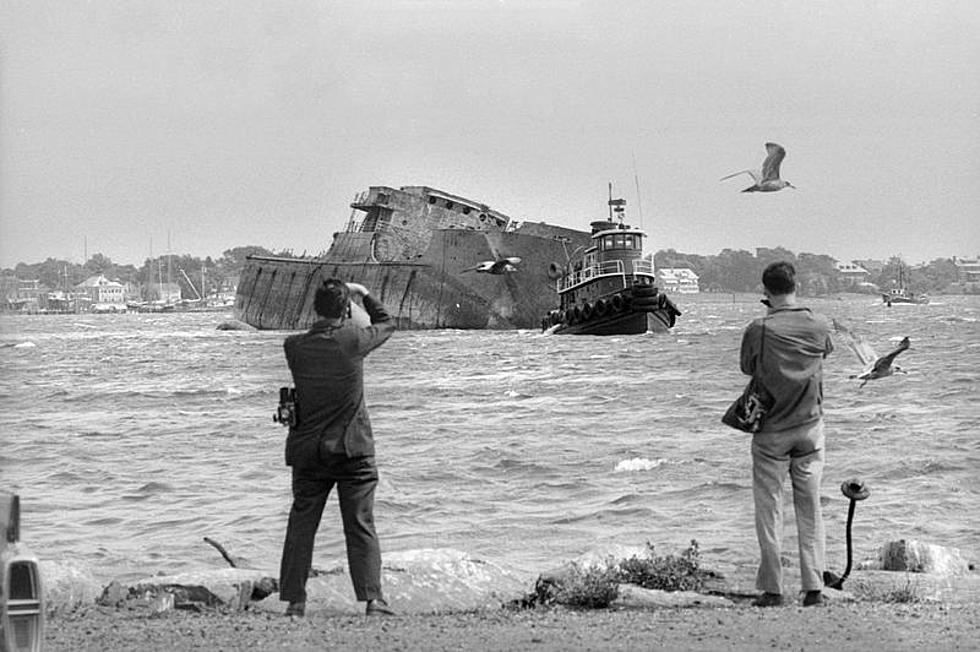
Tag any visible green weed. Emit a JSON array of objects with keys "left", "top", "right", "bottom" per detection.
[{"left": 521, "top": 540, "right": 711, "bottom": 609}]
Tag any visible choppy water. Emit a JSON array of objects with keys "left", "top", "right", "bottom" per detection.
[{"left": 1, "top": 294, "right": 978, "bottom": 596}]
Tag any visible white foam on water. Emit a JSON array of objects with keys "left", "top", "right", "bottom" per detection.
[{"left": 614, "top": 457, "right": 667, "bottom": 472}]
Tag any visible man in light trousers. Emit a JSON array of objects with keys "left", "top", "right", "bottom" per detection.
[{"left": 740, "top": 261, "right": 834, "bottom": 607}]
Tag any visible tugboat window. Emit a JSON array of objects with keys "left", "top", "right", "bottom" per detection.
[
  {"left": 615, "top": 234, "right": 626, "bottom": 248},
  {"left": 445, "top": 201, "right": 455, "bottom": 210},
  {"left": 428, "top": 196, "right": 437, "bottom": 204},
  {"left": 604, "top": 236, "right": 614, "bottom": 249}
]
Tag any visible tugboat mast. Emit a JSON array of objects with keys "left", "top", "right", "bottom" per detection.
[{"left": 608, "top": 182, "right": 626, "bottom": 227}]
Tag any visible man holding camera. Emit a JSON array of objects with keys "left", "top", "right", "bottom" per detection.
[
  {"left": 278, "top": 279, "right": 396, "bottom": 617},
  {"left": 740, "top": 261, "right": 834, "bottom": 608}
]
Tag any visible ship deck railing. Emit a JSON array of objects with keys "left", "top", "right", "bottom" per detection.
[{"left": 558, "top": 258, "right": 654, "bottom": 292}]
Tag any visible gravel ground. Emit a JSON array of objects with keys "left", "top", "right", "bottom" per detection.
[{"left": 44, "top": 601, "right": 980, "bottom": 651}]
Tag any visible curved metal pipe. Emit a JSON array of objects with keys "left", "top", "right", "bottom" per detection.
[{"left": 824, "top": 479, "right": 870, "bottom": 590}]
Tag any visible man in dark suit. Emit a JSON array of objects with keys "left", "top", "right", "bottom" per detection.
[{"left": 279, "top": 279, "right": 396, "bottom": 617}]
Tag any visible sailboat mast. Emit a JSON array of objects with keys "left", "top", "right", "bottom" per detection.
[
  {"left": 149, "top": 236, "right": 154, "bottom": 301},
  {"left": 167, "top": 230, "right": 172, "bottom": 300}
]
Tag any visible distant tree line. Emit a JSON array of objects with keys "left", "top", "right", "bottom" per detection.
[
  {"left": 3, "top": 245, "right": 970, "bottom": 299},
  {"left": 3, "top": 245, "right": 278, "bottom": 301},
  {"left": 653, "top": 248, "right": 966, "bottom": 296}
]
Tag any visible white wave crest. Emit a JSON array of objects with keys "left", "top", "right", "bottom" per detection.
[{"left": 614, "top": 457, "right": 666, "bottom": 472}]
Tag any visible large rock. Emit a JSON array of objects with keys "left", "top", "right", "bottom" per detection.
[
  {"left": 254, "top": 549, "right": 529, "bottom": 616},
  {"left": 39, "top": 559, "right": 102, "bottom": 616},
  {"left": 99, "top": 568, "right": 278, "bottom": 612},
  {"left": 859, "top": 540, "right": 972, "bottom": 575},
  {"left": 612, "top": 584, "right": 734, "bottom": 608}
]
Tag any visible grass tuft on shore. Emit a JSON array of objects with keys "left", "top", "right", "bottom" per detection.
[{"left": 521, "top": 540, "right": 713, "bottom": 609}]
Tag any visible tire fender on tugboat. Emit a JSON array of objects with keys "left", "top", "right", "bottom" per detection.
[
  {"left": 594, "top": 299, "right": 608, "bottom": 317},
  {"left": 611, "top": 294, "right": 625, "bottom": 313},
  {"left": 581, "top": 302, "right": 593, "bottom": 320}
]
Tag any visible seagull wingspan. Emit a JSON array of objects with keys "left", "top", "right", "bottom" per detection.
[
  {"left": 761, "top": 143, "right": 786, "bottom": 181},
  {"left": 720, "top": 169, "right": 761, "bottom": 183},
  {"left": 833, "top": 319, "right": 877, "bottom": 368},
  {"left": 873, "top": 337, "right": 910, "bottom": 373}
]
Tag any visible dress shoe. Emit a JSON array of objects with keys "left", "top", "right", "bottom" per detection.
[
  {"left": 285, "top": 601, "right": 305, "bottom": 617},
  {"left": 365, "top": 598, "right": 395, "bottom": 616},
  {"left": 751, "top": 592, "right": 784, "bottom": 607},
  {"left": 803, "top": 590, "right": 825, "bottom": 607}
]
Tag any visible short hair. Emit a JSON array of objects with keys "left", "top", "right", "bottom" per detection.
[
  {"left": 314, "top": 278, "right": 350, "bottom": 318},
  {"left": 762, "top": 261, "right": 796, "bottom": 295}
]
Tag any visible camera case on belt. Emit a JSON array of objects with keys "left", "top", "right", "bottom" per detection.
[{"left": 273, "top": 387, "right": 298, "bottom": 427}]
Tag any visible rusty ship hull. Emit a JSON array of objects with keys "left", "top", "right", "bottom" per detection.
[{"left": 234, "top": 186, "right": 591, "bottom": 330}]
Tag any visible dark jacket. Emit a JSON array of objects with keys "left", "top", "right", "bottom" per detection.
[
  {"left": 740, "top": 305, "right": 833, "bottom": 433},
  {"left": 283, "top": 294, "right": 395, "bottom": 466}
]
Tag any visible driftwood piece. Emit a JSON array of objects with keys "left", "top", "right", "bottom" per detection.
[
  {"left": 202, "top": 536, "right": 331, "bottom": 577},
  {"left": 204, "top": 536, "right": 242, "bottom": 568}
]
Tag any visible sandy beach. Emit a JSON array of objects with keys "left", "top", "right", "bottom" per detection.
[{"left": 44, "top": 600, "right": 980, "bottom": 651}]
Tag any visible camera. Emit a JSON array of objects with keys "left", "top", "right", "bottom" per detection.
[{"left": 273, "top": 387, "right": 298, "bottom": 427}]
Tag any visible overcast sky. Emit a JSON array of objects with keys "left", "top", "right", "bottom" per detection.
[{"left": 2, "top": 0, "right": 978, "bottom": 268}]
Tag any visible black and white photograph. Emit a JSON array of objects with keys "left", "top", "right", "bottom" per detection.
[{"left": 2, "top": 1, "right": 978, "bottom": 650}]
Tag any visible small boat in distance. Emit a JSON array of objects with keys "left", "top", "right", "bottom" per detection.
[
  {"left": 882, "top": 262, "right": 929, "bottom": 306},
  {"left": 540, "top": 189, "right": 680, "bottom": 335}
]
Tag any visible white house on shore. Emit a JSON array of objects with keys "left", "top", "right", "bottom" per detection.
[
  {"left": 836, "top": 261, "right": 871, "bottom": 287},
  {"left": 656, "top": 268, "right": 700, "bottom": 293},
  {"left": 76, "top": 274, "right": 126, "bottom": 311}
]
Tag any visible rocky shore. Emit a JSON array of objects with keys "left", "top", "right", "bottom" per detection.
[
  {"left": 35, "top": 538, "right": 980, "bottom": 651},
  {"left": 44, "top": 600, "right": 980, "bottom": 651}
]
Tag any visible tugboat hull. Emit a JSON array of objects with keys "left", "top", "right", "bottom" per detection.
[
  {"left": 543, "top": 285, "right": 679, "bottom": 335},
  {"left": 548, "top": 310, "right": 673, "bottom": 335}
]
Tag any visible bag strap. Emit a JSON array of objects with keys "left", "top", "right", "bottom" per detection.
[{"left": 754, "top": 318, "right": 767, "bottom": 380}]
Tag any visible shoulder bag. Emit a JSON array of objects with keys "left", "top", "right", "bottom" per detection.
[{"left": 722, "top": 320, "right": 774, "bottom": 433}]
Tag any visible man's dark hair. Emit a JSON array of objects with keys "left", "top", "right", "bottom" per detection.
[
  {"left": 314, "top": 278, "right": 350, "bottom": 318},
  {"left": 762, "top": 261, "right": 796, "bottom": 295}
]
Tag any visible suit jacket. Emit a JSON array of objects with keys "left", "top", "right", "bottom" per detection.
[
  {"left": 283, "top": 294, "right": 395, "bottom": 466},
  {"left": 740, "top": 305, "right": 833, "bottom": 433}
]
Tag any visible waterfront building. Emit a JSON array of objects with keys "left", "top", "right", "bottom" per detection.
[
  {"left": 835, "top": 261, "right": 871, "bottom": 287},
  {"left": 76, "top": 274, "right": 126, "bottom": 312},
  {"left": 656, "top": 267, "right": 700, "bottom": 293},
  {"left": 952, "top": 256, "right": 980, "bottom": 284}
]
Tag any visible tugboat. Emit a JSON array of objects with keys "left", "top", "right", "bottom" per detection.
[{"left": 540, "top": 189, "right": 680, "bottom": 335}]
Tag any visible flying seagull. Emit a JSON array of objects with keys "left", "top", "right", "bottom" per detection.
[
  {"left": 833, "top": 319, "right": 910, "bottom": 388},
  {"left": 462, "top": 256, "right": 522, "bottom": 274},
  {"left": 721, "top": 142, "right": 796, "bottom": 192}
]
